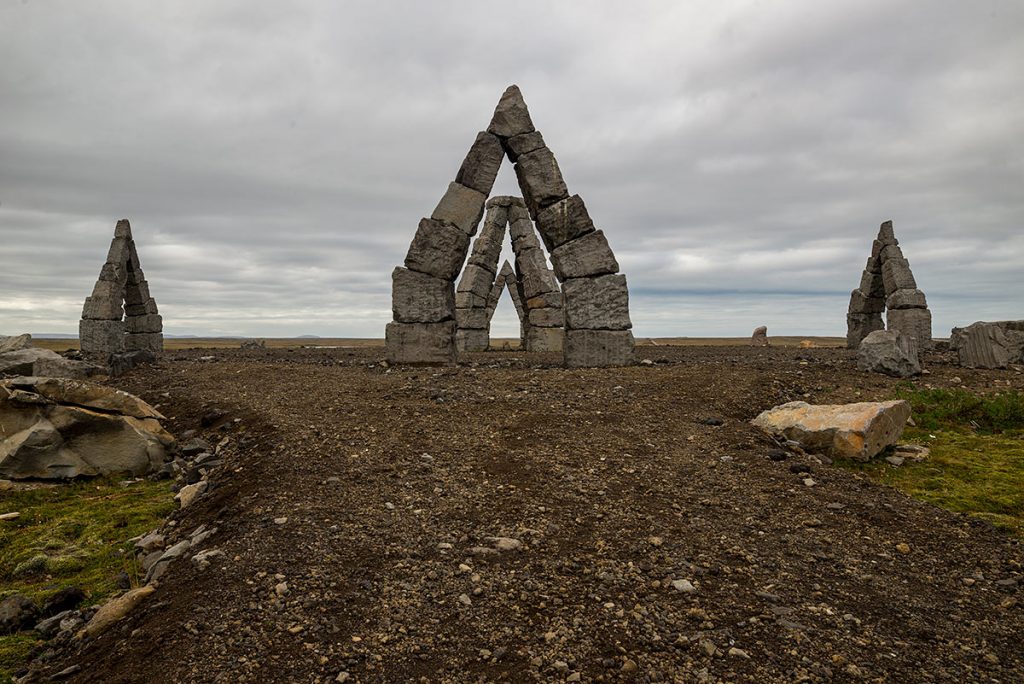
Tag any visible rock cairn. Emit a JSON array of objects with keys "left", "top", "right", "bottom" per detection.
[
  {"left": 750, "top": 326, "right": 768, "bottom": 347},
  {"left": 387, "top": 85, "right": 633, "bottom": 367},
  {"left": 80, "top": 220, "right": 163, "bottom": 355},
  {"left": 951, "top": 321, "right": 1024, "bottom": 369},
  {"left": 847, "top": 220, "right": 932, "bottom": 350}
]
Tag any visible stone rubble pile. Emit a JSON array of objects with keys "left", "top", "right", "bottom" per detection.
[
  {"left": 951, "top": 321, "right": 1024, "bottom": 369},
  {"left": 847, "top": 220, "right": 932, "bottom": 351},
  {"left": 387, "top": 85, "right": 633, "bottom": 367},
  {"left": 80, "top": 219, "right": 163, "bottom": 355}
]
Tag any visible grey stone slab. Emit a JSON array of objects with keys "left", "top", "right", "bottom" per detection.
[
  {"left": 431, "top": 182, "right": 486, "bottom": 237},
  {"left": 510, "top": 220, "right": 542, "bottom": 252},
  {"left": 405, "top": 217, "right": 471, "bottom": 281},
  {"left": 528, "top": 307, "right": 564, "bottom": 328},
  {"left": 507, "top": 202, "right": 531, "bottom": 223},
  {"left": 456, "top": 264, "right": 495, "bottom": 299},
  {"left": 79, "top": 319, "right": 125, "bottom": 354},
  {"left": 751, "top": 326, "right": 769, "bottom": 347},
  {"left": 564, "top": 329, "right": 634, "bottom": 368},
  {"left": 485, "top": 278, "right": 504, "bottom": 311},
  {"left": 124, "top": 332, "right": 163, "bottom": 353},
  {"left": 503, "top": 131, "right": 545, "bottom": 162},
  {"left": 879, "top": 244, "right": 904, "bottom": 262},
  {"left": 124, "top": 314, "right": 163, "bottom": 334},
  {"left": 514, "top": 146, "right": 569, "bottom": 214},
  {"left": 105, "top": 237, "right": 132, "bottom": 265},
  {"left": 870, "top": 240, "right": 884, "bottom": 260},
  {"left": 97, "top": 262, "right": 126, "bottom": 283},
  {"left": 876, "top": 220, "right": 897, "bottom": 246},
  {"left": 550, "top": 230, "right": 619, "bottom": 280},
  {"left": 957, "top": 322, "right": 1009, "bottom": 369},
  {"left": 858, "top": 269, "right": 886, "bottom": 299},
  {"left": 887, "top": 307, "right": 932, "bottom": 349},
  {"left": 846, "top": 312, "right": 885, "bottom": 349},
  {"left": 534, "top": 195, "right": 596, "bottom": 252},
  {"left": 114, "top": 219, "right": 132, "bottom": 238},
  {"left": 124, "top": 279, "right": 151, "bottom": 306},
  {"left": 385, "top": 321, "right": 456, "bottom": 365},
  {"left": 455, "top": 131, "right": 504, "bottom": 195},
  {"left": 82, "top": 295, "right": 124, "bottom": 321},
  {"left": 525, "top": 326, "right": 563, "bottom": 352},
  {"left": 487, "top": 84, "right": 535, "bottom": 138},
  {"left": 848, "top": 289, "right": 885, "bottom": 315},
  {"left": 516, "top": 248, "right": 559, "bottom": 300},
  {"left": 455, "top": 307, "right": 490, "bottom": 330},
  {"left": 125, "top": 298, "right": 159, "bottom": 316},
  {"left": 881, "top": 258, "right": 917, "bottom": 295},
  {"left": 486, "top": 195, "right": 518, "bottom": 208},
  {"left": 886, "top": 288, "right": 928, "bottom": 310},
  {"left": 562, "top": 274, "right": 632, "bottom": 330},
  {"left": 455, "top": 291, "right": 488, "bottom": 309},
  {"left": 526, "top": 292, "right": 562, "bottom": 310},
  {"left": 857, "top": 330, "right": 921, "bottom": 377},
  {"left": 392, "top": 267, "right": 455, "bottom": 323},
  {"left": 455, "top": 328, "right": 489, "bottom": 353},
  {"left": 465, "top": 220, "right": 506, "bottom": 274}
]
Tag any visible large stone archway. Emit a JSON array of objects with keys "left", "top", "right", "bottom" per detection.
[
  {"left": 846, "top": 220, "right": 932, "bottom": 349},
  {"left": 79, "top": 219, "right": 163, "bottom": 355},
  {"left": 387, "top": 85, "right": 634, "bottom": 367}
]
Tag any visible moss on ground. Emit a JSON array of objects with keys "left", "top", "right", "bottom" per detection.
[
  {"left": 0, "top": 478, "right": 174, "bottom": 681},
  {"left": 838, "top": 388, "right": 1024, "bottom": 536}
]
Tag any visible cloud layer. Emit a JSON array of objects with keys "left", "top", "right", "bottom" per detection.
[{"left": 2, "top": 0, "right": 1021, "bottom": 338}]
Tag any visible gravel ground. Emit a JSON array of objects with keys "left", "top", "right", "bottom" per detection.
[{"left": 26, "top": 345, "right": 1023, "bottom": 683}]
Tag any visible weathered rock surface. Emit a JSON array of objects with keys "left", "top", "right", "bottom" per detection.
[
  {"left": 392, "top": 268, "right": 455, "bottom": 324},
  {"left": 857, "top": 329, "right": 921, "bottom": 377},
  {"left": 525, "top": 326, "right": 564, "bottom": 353},
  {"left": 0, "top": 593, "right": 38, "bottom": 634},
  {"left": 955, "top": 322, "right": 1011, "bottom": 369},
  {"left": 887, "top": 308, "right": 933, "bottom": 350},
  {"left": 77, "top": 585, "right": 156, "bottom": 639},
  {"left": 564, "top": 329, "right": 634, "bottom": 367},
  {"left": 562, "top": 275, "right": 632, "bottom": 330},
  {"left": 549, "top": 230, "right": 619, "bottom": 280},
  {"left": 752, "top": 400, "right": 911, "bottom": 461},
  {"left": 487, "top": 84, "right": 535, "bottom": 138},
  {"left": 0, "top": 348, "right": 103, "bottom": 379},
  {"left": 431, "top": 183, "right": 486, "bottom": 237},
  {"left": 886, "top": 288, "right": 928, "bottom": 310},
  {"left": 404, "top": 218, "right": 471, "bottom": 281},
  {"left": 455, "top": 131, "right": 504, "bottom": 195},
  {"left": 534, "top": 196, "right": 595, "bottom": 252},
  {"left": 847, "top": 313, "right": 885, "bottom": 349},
  {"left": 0, "top": 377, "right": 173, "bottom": 479},
  {"left": 750, "top": 326, "right": 769, "bottom": 347},
  {"left": 385, "top": 321, "right": 456, "bottom": 365},
  {"left": 0, "top": 334, "right": 32, "bottom": 353},
  {"left": 514, "top": 146, "right": 569, "bottom": 214}
]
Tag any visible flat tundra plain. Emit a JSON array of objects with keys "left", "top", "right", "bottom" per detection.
[{"left": 36, "top": 343, "right": 1023, "bottom": 683}]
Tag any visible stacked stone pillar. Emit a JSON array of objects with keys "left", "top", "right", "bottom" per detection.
[
  {"left": 507, "top": 199, "right": 562, "bottom": 351},
  {"left": 455, "top": 198, "right": 509, "bottom": 352},
  {"left": 847, "top": 220, "right": 932, "bottom": 350},
  {"left": 80, "top": 219, "right": 163, "bottom": 355}
]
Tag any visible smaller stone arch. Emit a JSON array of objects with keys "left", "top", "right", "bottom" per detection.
[
  {"left": 79, "top": 219, "right": 163, "bottom": 355},
  {"left": 847, "top": 220, "right": 932, "bottom": 349}
]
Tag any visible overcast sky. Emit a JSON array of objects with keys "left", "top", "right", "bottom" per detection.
[{"left": 1, "top": 1, "right": 1021, "bottom": 339}]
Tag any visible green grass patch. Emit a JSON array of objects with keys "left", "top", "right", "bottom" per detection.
[
  {"left": 0, "top": 477, "right": 174, "bottom": 681},
  {"left": 838, "top": 387, "right": 1024, "bottom": 536}
]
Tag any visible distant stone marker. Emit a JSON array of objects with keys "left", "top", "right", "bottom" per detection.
[
  {"left": 386, "top": 85, "right": 633, "bottom": 367},
  {"left": 847, "top": 220, "right": 932, "bottom": 350},
  {"left": 750, "top": 326, "right": 769, "bottom": 347},
  {"left": 79, "top": 219, "right": 163, "bottom": 355}
]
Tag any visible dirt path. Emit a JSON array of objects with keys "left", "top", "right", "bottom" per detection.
[{"left": 33, "top": 347, "right": 1023, "bottom": 683}]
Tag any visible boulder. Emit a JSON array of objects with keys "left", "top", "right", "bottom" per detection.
[
  {"left": 0, "top": 334, "right": 32, "bottom": 353},
  {"left": 77, "top": 585, "right": 155, "bottom": 639},
  {"left": 750, "top": 326, "right": 769, "bottom": 347},
  {"left": 0, "top": 377, "right": 173, "bottom": 479},
  {"left": 846, "top": 312, "right": 885, "bottom": 349},
  {"left": 956, "top": 322, "right": 1010, "bottom": 369},
  {"left": 857, "top": 329, "right": 921, "bottom": 377},
  {"left": 0, "top": 348, "right": 103, "bottom": 379},
  {"left": 751, "top": 400, "right": 911, "bottom": 461},
  {"left": 951, "top": 321, "right": 1024, "bottom": 364},
  {"left": 0, "top": 593, "right": 38, "bottom": 634}
]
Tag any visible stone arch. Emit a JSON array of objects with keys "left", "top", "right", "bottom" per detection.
[
  {"left": 79, "top": 219, "right": 163, "bottom": 355},
  {"left": 846, "top": 220, "right": 932, "bottom": 349},
  {"left": 386, "top": 85, "right": 634, "bottom": 367}
]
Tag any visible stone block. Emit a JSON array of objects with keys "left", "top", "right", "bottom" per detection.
[
  {"left": 526, "top": 292, "right": 562, "bottom": 310},
  {"left": 886, "top": 288, "right": 927, "bottom": 310},
  {"left": 79, "top": 319, "right": 125, "bottom": 354},
  {"left": 455, "top": 291, "right": 487, "bottom": 309},
  {"left": 564, "top": 329, "right": 634, "bottom": 367},
  {"left": 751, "top": 326, "right": 769, "bottom": 347},
  {"left": 877, "top": 220, "right": 897, "bottom": 245},
  {"left": 405, "top": 217, "right": 471, "bottom": 281},
  {"left": 879, "top": 244, "right": 904, "bottom": 262},
  {"left": 562, "top": 275, "right": 632, "bottom": 330},
  {"left": 503, "top": 131, "right": 545, "bottom": 162},
  {"left": 124, "top": 279, "right": 151, "bottom": 306},
  {"left": 887, "top": 307, "right": 932, "bottom": 349},
  {"left": 848, "top": 289, "right": 885, "bottom": 315},
  {"left": 431, "top": 182, "right": 487, "bottom": 237},
  {"left": 456, "top": 307, "right": 490, "bottom": 330},
  {"left": 455, "top": 131, "right": 504, "bottom": 195},
  {"left": 857, "top": 330, "right": 921, "bottom": 378},
  {"left": 881, "top": 258, "right": 917, "bottom": 294},
  {"left": 124, "top": 314, "right": 163, "bottom": 334},
  {"left": 385, "top": 321, "right": 456, "bottom": 365},
  {"left": 125, "top": 298, "right": 159, "bottom": 316},
  {"left": 858, "top": 269, "right": 885, "bottom": 299},
  {"left": 486, "top": 195, "right": 517, "bottom": 208},
  {"left": 105, "top": 237, "right": 132, "bottom": 265},
  {"left": 456, "top": 328, "right": 490, "bottom": 353},
  {"left": 508, "top": 202, "right": 531, "bottom": 222},
  {"left": 514, "top": 147, "right": 569, "bottom": 214},
  {"left": 487, "top": 85, "right": 535, "bottom": 138},
  {"left": 456, "top": 264, "right": 495, "bottom": 299},
  {"left": 534, "top": 195, "right": 595, "bottom": 252},
  {"left": 465, "top": 230, "right": 504, "bottom": 274},
  {"left": 957, "top": 323, "right": 1010, "bottom": 369},
  {"left": 82, "top": 295, "right": 123, "bottom": 321},
  {"left": 526, "top": 326, "right": 564, "bottom": 353},
  {"left": 97, "top": 262, "right": 126, "bottom": 283},
  {"left": 870, "top": 240, "right": 884, "bottom": 260},
  {"left": 528, "top": 307, "right": 564, "bottom": 328},
  {"left": 124, "top": 332, "right": 163, "bottom": 353},
  {"left": 846, "top": 312, "right": 885, "bottom": 349},
  {"left": 392, "top": 267, "right": 455, "bottom": 323},
  {"left": 550, "top": 230, "right": 619, "bottom": 280}
]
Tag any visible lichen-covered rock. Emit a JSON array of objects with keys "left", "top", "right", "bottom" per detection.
[{"left": 751, "top": 400, "right": 911, "bottom": 461}]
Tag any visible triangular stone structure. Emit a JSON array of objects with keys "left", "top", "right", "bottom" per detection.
[
  {"left": 387, "top": 86, "right": 634, "bottom": 367},
  {"left": 455, "top": 197, "right": 563, "bottom": 352},
  {"left": 79, "top": 219, "right": 163, "bottom": 355},
  {"left": 847, "top": 220, "right": 932, "bottom": 350}
]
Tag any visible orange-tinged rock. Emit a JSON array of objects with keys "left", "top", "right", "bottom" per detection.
[{"left": 751, "top": 400, "right": 911, "bottom": 461}]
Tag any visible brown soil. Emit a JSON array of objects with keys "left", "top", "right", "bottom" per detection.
[{"left": 29, "top": 346, "right": 1023, "bottom": 683}]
